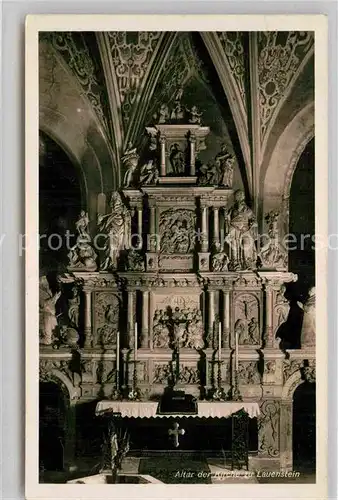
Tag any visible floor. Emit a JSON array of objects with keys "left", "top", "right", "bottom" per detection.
[
  {"left": 122, "top": 457, "right": 316, "bottom": 484},
  {"left": 40, "top": 457, "right": 316, "bottom": 485}
]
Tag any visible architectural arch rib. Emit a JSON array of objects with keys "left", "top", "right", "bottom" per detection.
[
  {"left": 125, "top": 32, "right": 178, "bottom": 149},
  {"left": 200, "top": 31, "right": 252, "bottom": 195}
]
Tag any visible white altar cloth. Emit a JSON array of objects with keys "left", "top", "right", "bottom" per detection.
[{"left": 95, "top": 401, "right": 260, "bottom": 419}]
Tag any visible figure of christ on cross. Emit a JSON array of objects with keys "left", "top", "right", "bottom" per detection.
[{"left": 168, "top": 422, "right": 185, "bottom": 448}]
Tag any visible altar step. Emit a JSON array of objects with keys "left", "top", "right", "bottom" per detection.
[{"left": 121, "top": 456, "right": 259, "bottom": 484}]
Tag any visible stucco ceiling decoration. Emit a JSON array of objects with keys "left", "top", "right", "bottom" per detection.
[
  {"left": 143, "top": 34, "right": 193, "bottom": 128},
  {"left": 43, "top": 32, "right": 111, "bottom": 139},
  {"left": 126, "top": 32, "right": 214, "bottom": 149},
  {"left": 216, "top": 32, "right": 247, "bottom": 114},
  {"left": 257, "top": 31, "right": 314, "bottom": 151},
  {"left": 106, "top": 31, "right": 163, "bottom": 127}
]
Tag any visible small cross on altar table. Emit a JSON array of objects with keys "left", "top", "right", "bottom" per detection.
[{"left": 168, "top": 421, "right": 185, "bottom": 448}]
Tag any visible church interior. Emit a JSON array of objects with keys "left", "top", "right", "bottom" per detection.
[{"left": 38, "top": 31, "right": 316, "bottom": 484}]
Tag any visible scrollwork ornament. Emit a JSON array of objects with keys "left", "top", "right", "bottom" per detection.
[{"left": 46, "top": 32, "right": 110, "bottom": 132}]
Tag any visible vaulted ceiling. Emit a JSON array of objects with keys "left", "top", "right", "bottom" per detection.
[{"left": 39, "top": 30, "right": 314, "bottom": 209}]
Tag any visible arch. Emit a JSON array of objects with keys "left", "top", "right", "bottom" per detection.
[
  {"left": 201, "top": 32, "right": 251, "bottom": 194},
  {"left": 39, "top": 40, "right": 117, "bottom": 211},
  {"left": 40, "top": 107, "right": 102, "bottom": 196},
  {"left": 39, "top": 124, "right": 88, "bottom": 203},
  {"left": 39, "top": 368, "right": 80, "bottom": 402},
  {"left": 261, "top": 103, "right": 314, "bottom": 236},
  {"left": 282, "top": 370, "right": 305, "bottom": 400}
]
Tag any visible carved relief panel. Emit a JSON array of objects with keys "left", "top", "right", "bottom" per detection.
[
  {"left": 95, "top": 360, "right": 116, "bottom": 385},
  {"left": 159, "top": 208, "right": 196, "bottom": 255},
  {"left": 258, "top": 400, "right": 280, "bottom": 457},
  {"left": 237, "top": 361, "right": 261, "bottom": 385},
  {"left": 152, "top": 362, "right": 200, "bottom": 385},
  {"left": 93, "top": 292, "right": 120, "bottom": 348},
  {"left": 151, "top": 291, "right": 203, "bottom": 349},
  {"left": 232, "top": 292, "right": 261, "bottom": 347}
]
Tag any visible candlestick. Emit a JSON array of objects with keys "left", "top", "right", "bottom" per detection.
[
  {"left": 235, "top": 329, "right": 239, "bottom": 372},
  {"left": 218, "top": 322, "right": 222, "bottom": 361}
]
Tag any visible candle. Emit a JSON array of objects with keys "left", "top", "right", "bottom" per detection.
[
  {"left": 97, "top": 192, "right": 106, "bottom": 215},
  {"left": 176, "top": 348, "right": 180, "bottom": 383},
  {"left": 235, "top": 329, "right": 239, "bottom": 371},
  {"left": 134, "top": 323, "right": 138, "bottom": 361},
  {"left": 116, "top": 331, "right": 120, "bottom": 390},
  {"left": 218, "top": 321, "right": 222, "bottom": 361}
]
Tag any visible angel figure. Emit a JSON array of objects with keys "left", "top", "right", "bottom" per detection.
[
  {"left": 75, "top": 210, "right": 90, "bottom": 240},
  {"left": 215, "top": 144, "right": 235, "bottom": 188},
  {"left": 158, "top": 104, "right": 170, "bottom": 124},
  {"left": 39, "top": 276, "right": 61, "bottom": 345},
  {"left": 188, "top": 105, "right": 202, "bottom": 124},
  {"left": 122, "top": 143, "right": 140, "bottom": 188}
]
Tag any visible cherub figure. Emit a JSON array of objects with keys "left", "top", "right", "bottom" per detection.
[{"left": 188, "top": 105, "right": 202, "bottom": 124}]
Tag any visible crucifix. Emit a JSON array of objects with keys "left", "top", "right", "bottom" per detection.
[{"left": 168, "top": 421, "right": 185, "bottom": 448}]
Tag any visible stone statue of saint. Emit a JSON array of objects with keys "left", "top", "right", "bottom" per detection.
[
  {"left": 215, "top": 144, "right": 235, "bottom": 188},
  {"left": 122, "top": 143, "right": 139, "bottom": 188},
  {"left": 169, "top": 143, "right": 185, "bottom": 175},
  {"left": 198, "top": 161, "right": 218, "bottom": 186},
  {"left": 67, "top": 212, "right": 97, "bottom": 271},
  {"left": 139, "top": 159, "right": 159, "bottom": 185},
  {"left": 225, "top": 190, "right": 258, "bottom": 270},
  {"left": 39, "top": 276, "right": 61, "bottom": 345},
  {"left": 125, "top": 249, "right": 145, "bottom": 271},
  {"left": 67, "top": 241, "right": 97, "bottom": 271},
  {"left": 68, "top": 286, "right": 80, "bottom": 329},
  {"left": 259, "top": 211, "right": 287, "bottom": 269},
  {"left": 298, "top": 287, "right": 316, "bottom": 347},
  {"left": 211, "top": 243, "right": 229, "bottom": 272},
  {"left": 275, "top": 285, "right": 290, "bottom": 329},
  {"left": 97, "top": 192, "right": 131, "bottom": 271}
]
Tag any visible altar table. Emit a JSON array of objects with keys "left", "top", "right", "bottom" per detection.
[
  {"left": 95, "top": 401, "right": 260, "bottom": 419},
  {"left": 95, "top": 401, "right": 260, "bottom": 470}
]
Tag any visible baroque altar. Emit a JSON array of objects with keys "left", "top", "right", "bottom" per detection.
[{"left": 39, "top": 113, "right": 315, "bottom": 473}]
